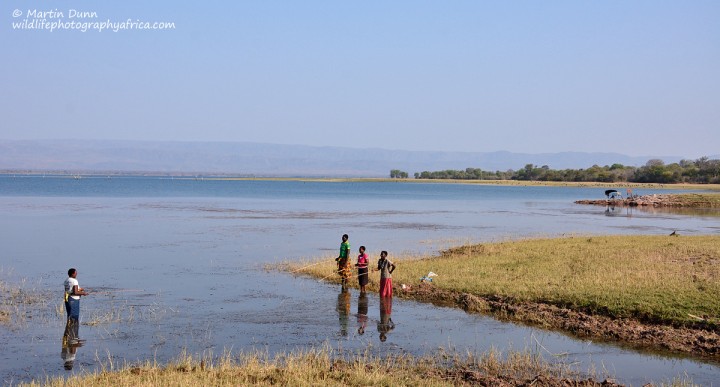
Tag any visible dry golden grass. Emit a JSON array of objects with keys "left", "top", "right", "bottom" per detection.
[
  {"left": 280, "top": 235, "right": 720, "bottom": 327},
  {"left": 22, "top": 346, "right": 699, "bottom": 387},
  {"left": 18, "top": 346, "right": 595, "bottom": 387}
]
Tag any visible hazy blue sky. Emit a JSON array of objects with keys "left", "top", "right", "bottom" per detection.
[{"left": 2, "top": 1, "right": 718, "bottom": 158}]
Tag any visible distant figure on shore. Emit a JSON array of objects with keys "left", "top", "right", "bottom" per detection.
[
  {"left": 356, "top": 246, "right": 369, "bottom": 293},
  {"left": 337, "top": 287, "right": 350, "bottom": 336},
  {"left": 336, "top": 234, "right": 352, "bottom": 287},
  {"left": 374, "top": 251, "right": 396, "bottom": 298},
  {"left": 357, "top": 292, "right": 368, "bottom": 335},
  {"left": 377, "top": 297, "right": 395, "bottom": 342}
]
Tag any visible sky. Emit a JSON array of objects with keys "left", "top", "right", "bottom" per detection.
[{"left": 2, "top": 1, "right": 718, "bottom": 158}]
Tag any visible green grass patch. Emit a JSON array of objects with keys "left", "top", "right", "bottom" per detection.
[
  {"left": 673, "top": 193, "right": 720, "bottom": 207},
  {"left": 281, "top": 235, "right": 720, "bottom": 328}
]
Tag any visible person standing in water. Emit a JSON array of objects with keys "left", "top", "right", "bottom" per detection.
[
  {"left": 356, "top": 245, "right": 369, "bottom": 293},
  {"left": 375, "top": 251, "right": 396, "bottom": 298},
  {"left": 336, "top": 234, "right": 351, "bottom": 287},
  {"left": 63, "top": 268, "right": 88, "bottom": 334}
]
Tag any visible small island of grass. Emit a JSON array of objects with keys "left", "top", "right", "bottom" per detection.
[{"left": 278, "top": 235, "right": 720, "bottom": 358}]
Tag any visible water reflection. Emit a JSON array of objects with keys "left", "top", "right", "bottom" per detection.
[
  {"left": 377, "top": 297, "right": 395, "bottom": 342},
  {"left": 61, "top": 320, "right": 83, "bottom": 370},
  {"left": 642, "top": 207, "right": 720, "bottom": 217},
  {"left": 604, "top": 205, "right": 631, "bottom": 217},
  {"left": 337, "top": 288, "right": 351, "bottom": 336},
  {"left": 357, "top": 292, "right": 368, "bottom": 335},
  {"left": 603, "top": 204, "right": 720, "bottom": 219}
]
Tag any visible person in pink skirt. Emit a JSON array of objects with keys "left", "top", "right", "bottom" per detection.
[
  {"left": 375, "top": 251, "right": 396, "bottom": 298},
  {"left": 356, "top": 246, "right": 369, "bottom": 293}
]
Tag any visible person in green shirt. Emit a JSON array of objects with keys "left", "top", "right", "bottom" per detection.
[{"left": 336, "top": 234, "right": 351, "bottom": 287}]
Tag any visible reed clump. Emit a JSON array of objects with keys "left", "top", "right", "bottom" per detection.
[
  {"left": 83, "top": 302, "right": 131, "bottom": 327},
  {"left": 0, "top": 272, "right": 51, "bottom": 327},
  {"left": 284, "top": 235, "right": 720, "bottom": 328}
]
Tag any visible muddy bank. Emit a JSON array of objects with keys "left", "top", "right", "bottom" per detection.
[
  {"left": 575, "top": 193, "right": 720, "bottom": 208},
  {"left": 398, "top": 282, "right": 720, "bottom": 359},
  {"left": 330, "top": 356, "right": 624, "bottom": 387},
  {"left": 368, "top": 362, "right": 624, "bottom": 387},
  {"left": 428, "top": 369, "right": 623, "bottom": 387}
]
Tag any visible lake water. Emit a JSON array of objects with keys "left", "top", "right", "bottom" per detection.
[{"left": 1, "top": 176, "right": 719, "bottom": 386}]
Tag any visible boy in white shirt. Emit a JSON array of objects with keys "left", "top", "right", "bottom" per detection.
[{"left": 63, "top": 268, "right": 88, "bottom": 324}]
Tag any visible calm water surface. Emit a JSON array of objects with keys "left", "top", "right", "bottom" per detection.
[{"left": 1, "top": 176, "right": 719, "bottom": 385}]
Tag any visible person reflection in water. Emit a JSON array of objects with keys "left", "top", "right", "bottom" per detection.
[
  {"left": 356, "top": 291, "right": 368, "bottom": 335},
  {"left": 61, "top": 319, "right": 83, "bottom": 370},
  {"left": 337, "top": 287, "right": 351, "bottom": 336},
  {"left": 377, "top": 297, "right": 395, "bottom": 342}
]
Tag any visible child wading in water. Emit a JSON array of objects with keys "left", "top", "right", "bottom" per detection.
[
  {"left": 356, "top": 246, "right": 369, "bottom": 293},
  {"left": 375, "top": 251, "right": 396, "bottom": 297}
]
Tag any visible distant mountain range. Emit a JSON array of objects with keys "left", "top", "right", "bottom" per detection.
[{"left": 0, "top": 139, "right": 714, "bottom": 177}]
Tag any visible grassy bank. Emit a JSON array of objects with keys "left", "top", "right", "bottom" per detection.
[
  {"left": 24, "top": 346, "right": 692, "bottom": 387},
  {"left": 282, "top": 235, "right": 720, "bottom": 329},
  {"left": 674, "top": 193, "right": 720, "bottom": 207}
]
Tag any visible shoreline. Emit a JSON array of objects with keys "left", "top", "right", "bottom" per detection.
[
  {"left": 398, "top": 283, "right": 720, "bottom": 359},
  {"left": 212, "top": 177, "right": 720, "bottom": 190},
  {"left": 3, "top": 173, "right": 720, "bottom": 191},
  {"left": 287, "top": 280, "right": 720, "bottom": 360}
]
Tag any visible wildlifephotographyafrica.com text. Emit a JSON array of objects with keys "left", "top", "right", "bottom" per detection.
[{"left": 11, "top": 8, "right": 175, "bottom": 32}]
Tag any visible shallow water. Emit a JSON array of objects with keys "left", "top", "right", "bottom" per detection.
[{"left": 1, "top": 176, "right": 719, "bottom": 385}]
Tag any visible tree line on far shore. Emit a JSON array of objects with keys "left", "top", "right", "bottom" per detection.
[{"left": 389, "top": 157, "right": 720, "bottom": 184}]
